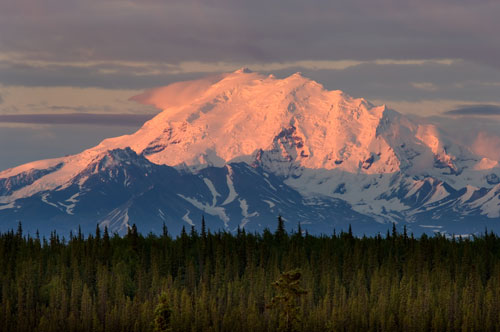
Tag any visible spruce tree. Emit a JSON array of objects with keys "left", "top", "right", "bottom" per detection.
[
  {"left": 276, "top": 215, "right": 286, "bottom": 242},
  {"left": 162, "top": 222, "right": 168, "bottom": 238},
  {"left": 268, "top": 269, "right": 307, "bottom": 332},
  {"left": 201, "top": 215, "right": 207, "bottom": 239},
  {"left": 153, "top": 293, "right": 172, "bottom": 332}
]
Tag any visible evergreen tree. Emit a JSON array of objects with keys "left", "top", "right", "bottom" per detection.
[
  {"left": 95, "top": 224, "right": 101, "bottom": 241},
  {"left": 153, "top": 293, "right": 172, "bottom": 332},
  {"left": 162, "top": 222, "right": 168, "bottom": 238},
  {"left": 201, "top": 215, "right": 207, "bottom": 239},
  {"left": 1, "top": 220, "right": 500, "bottom": 332},
  {"left": 268, "top": 269, "right": 307, "bottom": 332},
  {"left": 276, "top": 215, "right": 287, "bottom": 242},
  {"left": 16, "top": 221, "right": 23, "bottom": 238}
]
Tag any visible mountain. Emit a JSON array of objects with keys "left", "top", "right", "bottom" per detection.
[{"left": 1, "top": 69, "right": 499, "bottom": 236}]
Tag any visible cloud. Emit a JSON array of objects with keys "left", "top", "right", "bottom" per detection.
[
  {"left": 48, "top": 105, "right": 115, "bottom": 112},
  {"left": 444, "top": 104, "right": 500, "bottom": 116},
  {"left": 0, "top": 85, "right": 161, "bottom": 117},
  {"left": 1, "top": 0, "right": 499, "bottom": 68},
  {"left": 0, "top": 113, "right": 157, "bottom": 126},
  {"left": 0, "top": 93, "right": 3, "bottom": 104},
  {"left": 2, "top": 58, "right": 499, "bottom": 106},
  {"left": 130, "top": 74, "right": 225, "bottom": 109},
  {"left": 472, "top": 132, "right": 500, "bottom": 161},
  {"left": 0, "top": 58, "right": 205, "bottom": 89},
  {"left": 416, "top": 114, "right": 500, "bottom": 162}
]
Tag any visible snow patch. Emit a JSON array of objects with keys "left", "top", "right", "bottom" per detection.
[
  {"left": 263, "top": 199, "right": 276, "bottom": 208},
  {"left": 425, "top": 184, "right": 450, "bottom": 205},
  {"left": 222, "top": 167, "right": 238, "bottom": 205},
  {"left": 122, "top": 210, "right": 130, "bottom": 230},
  {"left": 178, "top": 194, "right": 230, "bottom": 226},
  {"left": 405, "top": 180, "right": 424, "bottom": 199},
  {"left": 0, "top": 202, "right": 16, "bottom": 210},
  {"left": 469, "top": 184, "right": 500, "bottom": 218},
  {"left": 263, "top": 178, "right": 277, "bottom": 191},
  {"left": 239, "top": 198, "right": 259, "bottom": 229},
  {"left": 100, "top": 208, "right": 131, "bottom": 234},
  {"left": 158, "top": 208, "right": 166, "bottom": 221},
  {"left": 41, "top": 193, "right": 61, "bottom": 210},
  {"left": 182, "top": 210, "right": 194, "bottom": 226},
  {"left": 203, "top": 178, "right": 220, "bottom": 206},
  {"left": 60, "top": 192, "right": 80, "bottom": 215},
  {"left": 460, "top": 185, "right": 477, "bottom": 203}
]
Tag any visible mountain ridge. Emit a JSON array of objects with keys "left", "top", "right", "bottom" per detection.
[{"left": 1, "top": 69, "right": 499, "bottom": 235}]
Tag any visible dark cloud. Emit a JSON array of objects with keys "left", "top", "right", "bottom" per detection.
[
  {"left": 0, "top": 60, "right": 205, "bottom": 89},
  {"left": 1, "top": 0, "right": 499, "bottom": 67},
  {"left": 267, "top": 62, "right": 500, "bottom": 102},
  {"left": 23, "top": 104, "right": 113, "bottom": 112},
  {"left": 47, "top": 105, "right": 111, "bottom": 112},
  {"left": 444, "top": 105, "right": 500, "bottom": 116},
  {"left": 2, "top": 59, "right": 500, "bottom": 104},
  {"left": 0, "top": 113, "right": 158, "bottom": 126},
  {"left": 1, "top": 0, "right": 499, "bottom": 107}
]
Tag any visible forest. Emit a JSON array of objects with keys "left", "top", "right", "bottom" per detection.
[{"left": 1, "top": 218, "right": 500, "bottom": 332}]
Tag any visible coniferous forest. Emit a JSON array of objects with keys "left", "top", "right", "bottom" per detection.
[{"left": 2, "top": 218, "right": 500, "bottom": 332}]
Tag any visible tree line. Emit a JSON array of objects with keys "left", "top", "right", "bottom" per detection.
[{"left": 1, "top": 218, "right": 500, "bottom": 331}]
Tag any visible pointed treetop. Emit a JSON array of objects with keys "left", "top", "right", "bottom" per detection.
[
  {"left": 275, "top": 215, "right": 286, "bottom": 240},
  {"left": 162, "top": 222, "right": 168, "bottom": 238},
  {"left": 95, "top": 224, "right": 101, "bottom": 240},
  {"left": 16, "top": 221, "right": 22, "bottom": 238},
  {"left": 201, "top": 215, "right": 207, "bottom": 239}
]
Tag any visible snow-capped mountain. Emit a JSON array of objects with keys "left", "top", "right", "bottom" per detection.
[{"left": 1, "top": 69, "right": 499, "bottom": 236}]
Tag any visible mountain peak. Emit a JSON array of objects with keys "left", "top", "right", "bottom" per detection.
[
  {"left": 2, "top": 69, "right": 500, "bottom": 235},
  {"left": 121, "top": 70, "right": 401, "bottom": 173},
  {"left": 233, "top": 67, "right": 253, "bottom": 74},
  {"left": 289, "top": 71, "right": 304, "bottom": 78},
  {"left": 117, "top": 70, "right": 498, "bottom": 179},
  {"left": 4, "top": 70, "right": 498, "bottom": 181}
]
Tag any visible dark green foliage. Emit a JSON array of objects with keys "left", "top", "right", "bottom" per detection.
[
  {"left": 276, "top": 215, "right": 285, "bottom": 234},
  {"left": 268, "top": 269, "right": 307, "bottom": 332},
  {"left": 153, "top": 293, "right": 172, "bottom": 332},
  {"left": 2, "top": 222, "right": 500, "bottom": 331}
]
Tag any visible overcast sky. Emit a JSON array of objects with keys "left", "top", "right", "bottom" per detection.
[{"left": 1, "top": 0, "right": 500, "bottom": 171}]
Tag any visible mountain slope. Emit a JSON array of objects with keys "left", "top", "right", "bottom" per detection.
[{"left": 1, "top": 69, "right": 499, "bottom": 235}]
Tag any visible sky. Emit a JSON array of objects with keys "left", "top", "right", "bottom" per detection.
[{"left": 1, "top": 0, "right": 500, "bottom": 171}]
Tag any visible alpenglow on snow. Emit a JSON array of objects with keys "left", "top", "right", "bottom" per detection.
[{"left": 1, "top": 69, "right": 499, "bottom": 236}]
